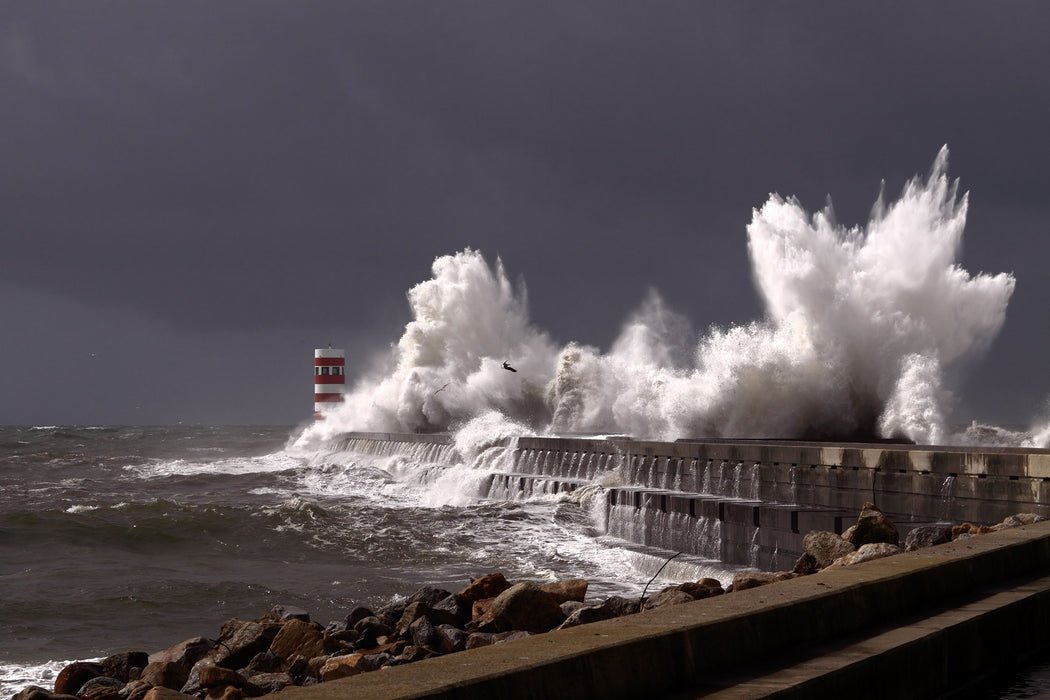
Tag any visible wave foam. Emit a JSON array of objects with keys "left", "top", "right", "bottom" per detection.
[{"left": 295, "top": 148, "right": 1018, "bottom": 446}]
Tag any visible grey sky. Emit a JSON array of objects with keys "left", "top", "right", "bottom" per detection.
[{"left": 3, "top": 1, "right": 1048, "bottom": 426}]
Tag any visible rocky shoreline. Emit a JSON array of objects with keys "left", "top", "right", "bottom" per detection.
[{"left": 13, "top": 505, "right": 1044, "bottom": 700}]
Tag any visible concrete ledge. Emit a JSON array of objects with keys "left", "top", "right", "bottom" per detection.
[{"left": 275, "top": 521, "right": 1050, "bottom": 700}]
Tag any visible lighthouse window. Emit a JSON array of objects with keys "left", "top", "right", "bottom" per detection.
[
  {"left": 321, "top": 367, "right": 330, "bottom": 375},
  {"left": 333, "top": 367, "right": 343, "bottom": 376},
  {"left": 314, "top": 367, "right": 321, "bottom": 376}
]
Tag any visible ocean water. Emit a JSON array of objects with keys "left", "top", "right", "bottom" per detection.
[{"left": 0, "top": 424, "right": 730, "bottom": 697}]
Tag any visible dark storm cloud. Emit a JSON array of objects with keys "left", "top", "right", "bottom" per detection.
[{"left": 2, "top": 1, "right": 1048, "bottom": 424}]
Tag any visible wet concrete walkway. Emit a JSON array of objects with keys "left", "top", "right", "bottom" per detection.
[{"left": 274, "top": 521, "right": 1050, "bottom": 699}]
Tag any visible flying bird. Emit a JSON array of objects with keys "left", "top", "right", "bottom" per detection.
[
  {"left": 434, "top": 383, "right": 449, "bottom": 394},
  {"left": 502, "top": 361, "right": 517, "bottom": 373}
]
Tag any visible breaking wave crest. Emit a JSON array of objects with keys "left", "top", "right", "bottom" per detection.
[{"left": 297, "top": 148, "right": 1026, "bottom": 447}]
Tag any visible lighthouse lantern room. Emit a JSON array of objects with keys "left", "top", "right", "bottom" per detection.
[{"left": 314, "top": 347, "right": 345, "bottom": 420}]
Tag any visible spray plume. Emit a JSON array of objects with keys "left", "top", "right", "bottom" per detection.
[{"left": 298, "top": 148, "right": 1017, "bottom": 447}]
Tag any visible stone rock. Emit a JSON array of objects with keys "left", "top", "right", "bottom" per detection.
[
  {"left": 953, "top": 523, "right": 994, "bottom": 539},
  {"left": 54, "top": 662, "right": 104, "bottom": 696},
  {"left": 408, "top": 615, "right": 440, "bottom": 649},
  {"left": 465, "top": 633, "right": 496, "bottom": 649},
  {"left": 642, "top": 589, "right": 695, "bottom": 611},
  {"left": 492, "top": 630, "right": 532, "bottom": 645},
  {"left": 803, "top": 531, "right": 856, "bottom": 570},
  {"left": 728, "top": 572, "right": 779, "bottom": 592},
  {"left": 100, "top": 653, "right": 150, "bottom": 683},
  {"left": 204, "top": 688, "right": 244, "bottom": 700},
  {"left": 675, "top": 581, "right": 724, "bottom": 599},
  {"left": 465, "top": 630, "right": 531, "bottom": 649},
  {"left": 557, "top": 604, "right": 618, "bottom": 630},
  {"left": 458, "top": 573, "right": 511, "bottom": 603},
  {"left": 904, "top": 525, "right": 953, "bottom": 551},
  {"left": 601, "top": 596, "right": 639, "bottom": 617},
  {"left": 141, "top": 662, "right": 190, "bottom": 691},
  {"left": 406, "top": 586, "right": 453, "bottom": 608},
  {"left": 996, "top": 513, "right": 1048, "bottom": 530},
  {"left": 245, "top": 673, "right": 292, "bottom": 695},
  {"left": 241, "top": 651, "right": 282, "bottom": 676},
  {"left": 435, "top": 624, "right": 468, "bottom": 653},
  {"left": 148, "top": 638, "right": 214, "bottom": 669},
  {"left": 118, "top": 680, "right": 152, "bottom": 700},
  {"left": 396, "top": 602, "right": 460, "bottom": 634},
  {"left": 197, "top": 666, "right": 249, "bottom": 690},
  {"left": 353, "top": 616, "right": 395, "bottom": 648},
  {"left": 12, "top": 687, "right": 78, "bottom": 700},
  {"left": 78, "top": 677, "right": 125, "bottom": 700},
  {"left": 266, "top": 605, "right": 310, "bottom": 623},
  {"left": 560, "top": 600, "right": 586, "bottom": 616},
  {"left": 471, "top": 597, "right": 496, "bottom": 622},
  {"left": 845, "top": 502, "right": 899, "bottom": 547},
  {"left": 479, "top": 582, "right": 565, "bottom": 633},
  {"left": 268, "top": 619, "right": 328, "bottom": 663},
  {"left": 431, "top": 594, "right": 472, "bottom": 627},
  {"left": 204, "top": 619, "right": 283, "bottom": 671},
  {"left": 345, "top": 606, "right": 374, "bottom": 628},
  {"left": 398, "top": 645, "right": 432, "bottom": 663},
  {"left": 319, "top": 654, "right": 367, "bottom": 682},
  {"left": 831, "top": 542, "right": 901, "bottom": 567},
  {"left": 792, "top": 552, "right": 818, "bottom": 576},
  {"left": 142, "top": 688, "right": 197, "bottom": 700},
  {"left": 539, "top": 579, "right": 588, "bottom": 604}
]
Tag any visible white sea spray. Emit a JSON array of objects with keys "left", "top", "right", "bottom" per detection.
[{"left": 295, "top": 148, "right": 1019, "bottom": 447}]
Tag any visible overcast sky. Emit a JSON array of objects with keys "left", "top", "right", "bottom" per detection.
[{"left": 3, "top": 1, "right": 1048, "bottom": 427}]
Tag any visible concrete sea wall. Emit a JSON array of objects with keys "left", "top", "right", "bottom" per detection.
[{"left": 334, "top": 432, "right": 1050, "bottom": 571}]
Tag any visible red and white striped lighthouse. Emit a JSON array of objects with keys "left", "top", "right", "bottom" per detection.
[{"left": 314, "top": 347, "right": 345, "bottom": 420}]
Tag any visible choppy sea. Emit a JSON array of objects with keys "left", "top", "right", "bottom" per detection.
[{"left": 0, "top": 424, "right": 733, "bottom": 697}]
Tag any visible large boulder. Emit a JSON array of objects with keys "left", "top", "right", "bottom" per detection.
[
  {"left": 675, "top": 580, "right": 724, "bottom": 599},
  {"left": 995, "top": 513, "right": 1048, "bottom": 530},
  {"left": 831, "top": 542, "right": 901, "bottom": 567},
  {"left": 142, "top": 689, "right": 197, "bottom": 700},
  {"left": 408, "top": 615, "right": 441, "bottom": 650},
  {"left": 641, "top": 589, "right": 694, "bottom": 611},
  {"left": 728, "top": 572, "right": 780, "bottom": 592},
  {"left": 431, "top": 594, "right": 472, "bottom": 627},
  {"left": 206, "top": 619, "right": 283, "bottom": 670},
  {"left": 12, "top": 688, "right": 78, "bottom": 700},
  {"left": 479, "top": 582, "right": 565, "bottom": 633},
  {"left": 803, "top": 531, "right": 856, "bottom": 569},
  {"left": 395, "top": 602, "right": 460, "bottom": 634},
  {"left": 120, "top": 680, "right": 153, "bottom": 700},
  {"left": 318, "top": 654, "right": 367, "bottom": 682},
  {"left": 268, "top": 619, "right": 329, "bottom": 664},
  {"left": 539, "top": 579, "right": 588, "bottom": 604},
  {"left": 405, "top": 586, "right": 453, "bottom": 608},
  {"left": 76, "top": 677, "right": 124, "bottom": 700},
  {"left": 435, "top": 624, "right": 468, "bottom": 653},
  {"left": 245, "top": 673, "right": 293, "bottom": 695},
  {"left": 845, "top": 502, "right": 899, "bottom": 547},
  {"left": 904, "top": 525, "right": 953, "bottom": 552},
  {"left": 148, "top": 638, "right": 214, "bottom": 670},
  {"left": 353, "top": 616, "right": 395, "bottom": 648},
  {"left": 100, "top": 653, "right": 149, "bottom": 683},
  {"left": 140, "top": 661, "right": 189, "bottom": 691},
  {"left": 54, "top": 662, "right": 104, "bottom": 696},
  {"left": 458, "top": 573, "right": 511, "bottom": 603}
]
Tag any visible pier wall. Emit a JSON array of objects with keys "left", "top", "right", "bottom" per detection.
[{"left": 335, "top": 433, "right": 1050, "bottom": 571}]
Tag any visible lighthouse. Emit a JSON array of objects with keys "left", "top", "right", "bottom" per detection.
[{"left": 314, "top": 347, "right": 345, "bottom": 420}]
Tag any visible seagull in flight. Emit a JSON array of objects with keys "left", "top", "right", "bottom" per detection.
[{"left": 502, "top": 361, "right": 517, "bottom": 373}]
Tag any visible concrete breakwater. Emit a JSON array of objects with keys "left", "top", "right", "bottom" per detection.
[{"left": 332, "top": 432, "right": 1050, "bottom": 571}]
